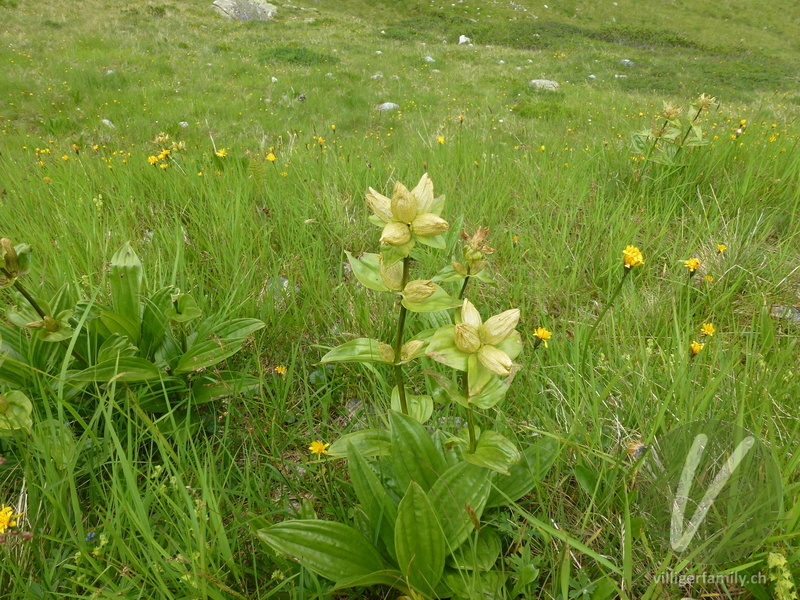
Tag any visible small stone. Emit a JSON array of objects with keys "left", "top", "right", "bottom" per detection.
[
  {"left": 101, "top": 119, "right": 116, "bottom": 129},
  {"left": 271, "top": 76, "right": 278, "bottom": 83},
  {"left": 458, "top": 34, "right": 471, "bottom": 44},
  {"left": 376, "top": 102, "right": 400, "bottom": 111},
  {"left": 529, "top": 79, "right": 560, "bottom": 90},
  {"left": 212, "top": 0, "right": 277, "bottom": 21},
  {"left": 370, "top": 72, "right": 383, "bottom": 79},
  {"left": 424, "top": 56, "right": 435, "bottom": 62},
  {"left": 614, "top": 74, "right": 627, "bottom": 78},
  {"left": 178, "top": 121, "right": 189, "bottom": 127},
  {"left": 588, "top": 74, "right": 596, "bottom": 79},
  {"left": 375, "top": 50, "right": 382, "bottom": 55},
  {"left": 106, "top": 69, "right": 115, "bottom": 75},
  {"left": 620, "top": 59, "right": 634, "bottom": 67},
  {"left": 499, "top": 60, "right": 505, "bottom": 64}
]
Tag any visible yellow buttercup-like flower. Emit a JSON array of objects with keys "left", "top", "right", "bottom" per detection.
[
  {"left": 684, "top": 258, "right": 701, "bottom": 274},
  {"left": 308, "top": 440, "right": 330, "bottom": 457},
  {"left": 690, "top": 341, "right": 705, "bottom": 355},
  {"left": 717, "top": 244, "right": 727, "bottom": 253},
  {"left": 533, "top": 327, "right": 552, "bottom": 348},
  {"left": 0, "top": 505, "right": 22, "bottom": 534},
  {"left": 623, "top": 245, "right": 644, "bottom": 269},
  {"left": 700, "top": 323, "right": 715, "bottom": 337},
  {"left": 365, "top": 174, "right": 449, "bottom": 258}
]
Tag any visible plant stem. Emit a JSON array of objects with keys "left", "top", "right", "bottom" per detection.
[
  {"left": 462, "top": 371, "right": 476, "bottom": 453},
  {"left": 583, "top": 269, "right": 629, "bottom": 356},
  {"left": 459, "top": 275, "right": 470, "bottom": 300},
  {"left": 1, "top": 267, "right": 89, "bottom": 366},
  {"left": 393, "top": 257, "right": 411, "bottom": 415},
  {"left": 2, "top": 268, "right": 47, "bottom": 319}
]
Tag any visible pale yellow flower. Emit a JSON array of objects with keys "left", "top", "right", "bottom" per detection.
[
  {"left": 215, "top": 148, "right": 228, "bottom": 158},
  {"left": 690, "top": 341, "right": 705, "bottom": 355},
  {"left": 700, "top": 323, "right": 715, "bottom": 337}
]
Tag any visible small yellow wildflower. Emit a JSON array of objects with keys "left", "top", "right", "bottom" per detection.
[
  {"left": 147, "top": 155, "right": 159, "bottom": 165},
  {"left": 215, "top": 148, "right": 228, "bottom": 158},
  {"left": 437, "top": 136, "right": 445, "bottom": 144},
  {"left": 512, "top": 235, "right": 519, "bottom": 245},
  {"left": 690, "top": 341, "right": 705, "bottom": 355},
  {"left": 705, "top": 275, "right": 714, "bottom": 283},
  {"left": 0, "top": 505, "right": 22, "bottom": 534},
  {"left": 280, "top": 171, "right": 288, "bottom": 177},
  {"left": 684, "top": 258, "right": 701, "bottom": 274},
  {"left": 61, "top": 155, "right": 69, "bottom": 161},
  {"left": 160, "top": 163, "right": 169, "bottom": 170},
  {"left": 623, "top": 245, "right": 644, "bottom": 269},
  {"left": 266, "top": 152, "right": 277, "bottom": 162},
  {"left": 197, "top": 172, "right": 203, "bottom": 177},
  {"left": 309, "top": 440, "right": 330, "bottom": 457},
  {"left": 330, "top": 124, "right": 336, "bottom": 131},
  {"left": 275, "top": 365, "right": 287, "bottom": 375},
  {"left": 717, "top": 244, "right": 727, "bottom": 253},
  {"left": 700, "top": 323, "right": 715, "bottom": 337},
  {"left": 534, "top": 327, "right": 552, "bottom": 348}
]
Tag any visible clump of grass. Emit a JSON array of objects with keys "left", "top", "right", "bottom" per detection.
[{"left": 260, "top": 45, "right": 339, "bottom": 66}]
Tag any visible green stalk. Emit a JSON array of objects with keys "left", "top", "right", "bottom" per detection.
[
  {"left": 583, "top": 269, "right": 630, "bottom": 356},
  {"left": 393, "top": 257, "right": 411, "bottom": 415},
  {"left": 459, "top": 275, "right": 470, "bottom": 300},
  {"left": 2, "top": 267, "right": 88, "bottom": 366},
  {"left": 462, "top": 371, "right": 476, "bottom": 453}
]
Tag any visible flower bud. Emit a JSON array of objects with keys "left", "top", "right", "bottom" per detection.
[
  {"left": 379, "top": 343, "right": 395, "bottom": 363},
  {"left": 401, "top": 340, "right": 425, "bottom": 362},
  {"left": 0, "top": 395, "right": 8, "bottom": 415},
  {"left": 411, "top": 213, "right": 449, "bottom": 237},
  {"left": 477, "top": 345, "right": 513, "bottom": 376},
  {"left": 452, "top": 261, "right": 468, "bottom": 277},
  {"left": 380, "top": 257, "right": 404, "bottom": 291},
  {"left": 380, "top": 222, "right": 412, "bottom": 246},
  {"left": 365, "top": 189, "right": 394, "bottom": 223},
  {"left": 480, "top": 309, "right": 520, "bottom": 345},
  {"left": 464, "top": 246, "right": 483, "bottom": 263},
  {"left": 469, "top": 259, "right": 487, "bottom": 275},
  {"left": 403, "top": 279, "right": 435, "bottom": 303},
  {"left": 391, "top": 182, "right": 418, "bottom": 223},
  {"left": 1, "top": 238, "right": 18, "bottom": 274},
  {"left": 454, "top": 323, "right": 481, "bottom": 354},
  {"left": 43, "top": 316, "right": 59, "bottom": 332}
]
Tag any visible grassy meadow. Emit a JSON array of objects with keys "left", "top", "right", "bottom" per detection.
[{"left": 1, "top": 0, "right": 800, "bottom": 598}]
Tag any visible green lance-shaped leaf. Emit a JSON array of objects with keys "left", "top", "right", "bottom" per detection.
[
  {"left": 257, "top": 520, "right": 385, "bottom": 584},
  {"left": 67, "top": 357, "right": 164, "bottom": 382},
  {"left": 320, "top": 338, "right": 394, "bottom": 364},
  {"left": 109, "top": 242, "right": 143, "bottom": 341},
  {"left": 447, "top": 527, "right": 502, "bottom": 571},
  {"left": 174, "top": 318, "right": 264, "bottom": 374},
  {"left": 464, "top": 430, "right": 521, "bottom": 476},
  {"left": 345, "top": 251, "right": 390, "bottom": 292},
  {"left": 164, "top": 293, "right": 202, "bottom": 323},
  {"left": 390, "top": 386, "right": 433, "bottom": 424},
  {"left": 486, "top": 437, "right": 559, "bottom": 508},
  {"left": 0, "top": 390, "right": 33, "bottom": 434},
  {"left": 390, "top": 410, "right": 448, "bottom": 492},
  {"left": 429, "top": 462, "right": 493, "bottom": 552},
  {"left": 395, "top": 482, "right": 446, "bottom": 596},
  {"left": 348, "top": 443, "right": 398, "bottom": 560},
  {"left": 327, "top": 429, "right": 392, "bottom": 459}
]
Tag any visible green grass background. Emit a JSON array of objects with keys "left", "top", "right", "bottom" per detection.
[{"left": 0, "top": 0, "right": 799, "bottom": 597}]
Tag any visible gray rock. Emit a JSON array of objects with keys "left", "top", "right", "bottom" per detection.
[
  {"left": 458, "top": 34, "right": 471, "bottom": 44},
  {"left": 529, "top": 79, "right": 560, "bottom": 90},
  {"left": 771, "top": 306, "right": 800, "bottom": 325},
  {"left": 587, "top": 74, "right": 597, "bottom": 79},
  {"left": 101, "top": 118, "right": 116, "bottom": 129},
  {"left": 178, "top": 121, "right": 189, "bottom": 128},
  {"left": 376, "top": 102, "right": 400, "bottom": 111},
  {"left": 424, "top": 56, "right": 435, "bottom": 62},
  {"left": 370, "top": 72, "right": 384, "bottom": 79},
  {"left": 620, "top": 59, "right": 634, "bottom": 67},
  {"left": 213, "top": 0, "right": 277, "bottom": 21}
]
